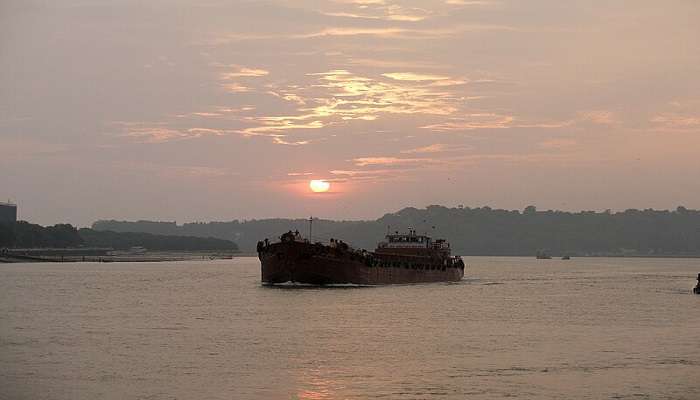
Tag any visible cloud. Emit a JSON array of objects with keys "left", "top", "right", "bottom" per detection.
[
  {"left": 217, "top": 106, "right": 256, "bottom": 113},
  {"left": 334, "top": 0, "right": 387, "bottom": 4},
  {"left": 344, "top": 57, "right": 443, "bottom": 69},
  {"left": 352, "top": 156, "right": 429, "bottom": 166},
  {"left": 328, "top": 168, "right": 415, "bottom": 183},
  {"left": 650, "top": 113, "right": 700, "bottom": 130},
  {"left": 122, "top": 125, "right": 229, "bottom": 143},
  {"left": 421, "top": 113, "right": 574, "bottom": 131},
  {"left": 124, "top": 127, "right": 187, "bottom": 143},
  {"left": 309, "top": 69, "right": 460, "bottom": 116},
  {"left": 330, "top": 150, "right": 575, "bottom": 185},
  {"left": 236, "top": 69, "right": 466, "bottom": 144},
  {"left": 321, "top": 11, "right": 426, "bottom": 22},
  {"left": 178, "top": 112, "right": 224, "bottom": 118},
  {"left": 220, "top": 66, "right": 269, "bottom": 79},
  {"left": 186, "top": 128, "right": 226, "bottom": 136},
  {"left": 445, "top": 0, "right": 497, "bottom": 5},
  {"left": 330, "top": 169, "right": 370, "bottom": 176},
  {"left": 296, "top": 27, "right": 410, "bottom": 39},
  {"left": 421, "top": 113, "right": 515, "bottom": 131},
  {"left": 300, "top": 24, "right": 515, "bottom": 39},
  {"left": 209, "top": 24, "right": 517, "bottom": 44},
  {"left": 267, "top": 90, "right": 307, "bottom": 105},
  {"left": 238, "top": 119, "right": 325, "bottom": 137},
  {"left": 216, "top": 65, "right": 269, "bottom": 93},
  {"left": 382, "top": 72, "right": 452, "bottom": 81},
  {"left": 400, "top": 143, "right": 448, "bottom": 154},
  {"left": 429, "top": 79, "right": 468, "bottom": 87},
  {"left": 326, "top": 0, "right": 430, "bottom": 22},
  {"left": 578, "top": 110, "right": 617, "bottom": 125},
  {"left": 272, "top": 137, "right": 311, "bottom": 146},
  {"left": 221, "top": 83, "right": 251, "bottom": 93}
]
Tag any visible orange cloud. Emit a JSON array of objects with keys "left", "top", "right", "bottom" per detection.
[
  {"left": 353, "top": 156, "right": 429, "bottom": 166},
  {"left": 382, "top": 72, "right": 452, "bottom": 81},
  {"left": 422, "top": 113, "right": 515, "bottom": 131},
  {"left": 220, "top": 67, "right": 269, "bottom": 79},
  {"left": 236, "top": 69, "right": 466, "bottom": 144},
  {"left": 651, "top": 113, "right": 700, "bottom": 130},
  {"left": 122, "top": 125, "right": 230, "bottom": 143},
  {"left": 400, "top": 143, "right": 448, "bottom": 154},
  {"left": 297, "top": 27, "right": 409, "bottom": 39},
  {"left": 272, "top": 137, "right": 311, "bottom": 146},
  {"left": 578, "top": 110, "right": 617, "bottom": 125},
  {"left": 221, "top": 83, "right": 251, "bottom": 93},
  {"left": 422, "top": 113, "right": 574, "bottom": 131}
]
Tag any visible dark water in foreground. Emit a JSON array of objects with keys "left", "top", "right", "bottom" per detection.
[{"left": 1, "top": 257, "right": 698, "bottom": 399}]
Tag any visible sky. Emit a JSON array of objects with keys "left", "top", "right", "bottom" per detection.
[{"left": 1, "top": 0, "right": 699, "bottom": 227}]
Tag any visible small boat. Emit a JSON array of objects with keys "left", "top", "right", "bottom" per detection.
[
  {"left": 536, "top": 250, "right": 552, "bottom": 259},
  {"left": 561, "top": 255, "right": 571, "bottom": 260}
]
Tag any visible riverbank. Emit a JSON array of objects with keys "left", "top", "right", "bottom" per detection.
[{"left": 0, "top": 250, "right": 237, "bottom": 263}]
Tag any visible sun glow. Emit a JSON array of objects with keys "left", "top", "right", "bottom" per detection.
[{"left": 309, "top": 179, "right": 331, "bottom": 193}]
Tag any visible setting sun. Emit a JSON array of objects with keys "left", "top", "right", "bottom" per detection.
[{"left": 309, "top": 180, "right": 330, "bottom": 193}]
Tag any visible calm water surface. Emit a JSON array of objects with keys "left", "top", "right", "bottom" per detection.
[{"left": 1, "top": 257, "right": 698, "bottom": 399}]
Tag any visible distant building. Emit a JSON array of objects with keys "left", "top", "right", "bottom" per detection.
[{"left": 0, "top": 202, "right": 17, "bottom": 223}]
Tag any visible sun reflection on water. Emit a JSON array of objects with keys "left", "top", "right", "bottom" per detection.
[{"left": 291, "top": 369, "right": 339, "bottom": 400}]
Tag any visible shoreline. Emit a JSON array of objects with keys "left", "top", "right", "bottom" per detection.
[
  {"left": 3, "top": 253, "right": 700, "bottom": 264},
  {"left": 0, "top": 251, "right": 239, "bottom": 264}
]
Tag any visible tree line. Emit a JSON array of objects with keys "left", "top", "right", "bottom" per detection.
[
  {"left": 92, "top": 205, "right": 700, "bottom": 256},
  {"left": 0, "top": 221, "right": 238, "bottom": 251}
]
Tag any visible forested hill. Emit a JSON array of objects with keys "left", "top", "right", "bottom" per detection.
[
  {"left": 0, "top": 221, "right": 238, "bottom": 251},
  {"left": 92, "top": 205, "right": 700, "bottom": 256}
]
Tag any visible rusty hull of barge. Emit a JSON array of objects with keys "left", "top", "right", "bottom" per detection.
[{"left": 259, "top": 241, "right": 464, "bottom": 286}]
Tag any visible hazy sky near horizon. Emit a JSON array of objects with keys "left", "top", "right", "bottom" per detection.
[{"left": 1, "top": 0, "right": 699, "bottom": 226}]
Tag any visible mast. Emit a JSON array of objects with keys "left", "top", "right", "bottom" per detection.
[{"left": 309, "top": 216, "right": 313, "bottom": 242}]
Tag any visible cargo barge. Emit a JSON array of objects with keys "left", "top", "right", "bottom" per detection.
[{"left": 257, "top": 229, "right": 464, "bottom": 285}]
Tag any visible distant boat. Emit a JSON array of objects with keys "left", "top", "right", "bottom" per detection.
[
  {"left": 258, "top": 229, "right": 465, "bottom": 285},
  {"left": 108, "top": 246, "right": 148, "bottom": 256},
  {"left": 128, "top": 246, "right": 147, "bottom": 255},
  {"left": 536, "top": 250, "right": 552, "bottom": 259},
  {"left": 562, "top": 255, "right": 571, "bottom": 260}
]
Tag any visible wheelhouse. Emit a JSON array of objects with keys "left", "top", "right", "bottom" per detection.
[{"left": 377, "top": 229, "right": 450, "bottom": 251}]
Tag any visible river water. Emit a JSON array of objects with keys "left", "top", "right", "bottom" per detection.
[{"left": 1, "top": 257, "right": 698, "bottom": 399}]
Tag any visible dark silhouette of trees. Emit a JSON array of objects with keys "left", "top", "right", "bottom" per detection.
[
  {"left": 78, "top": 229, "right": 237, "bottom": 251},
  {"left": 0, "top": 221, "right": 237, "bottom": 251},
  {"left": 0, "top": 222, "right": 84, "bottom": 248},
  {"left": 92, "top": 205, "right": 700, "bottom": 256}
]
